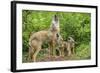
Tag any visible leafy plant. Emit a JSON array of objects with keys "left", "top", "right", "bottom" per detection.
[{"left": 22, "top": 10, "right": 91, "bottom": 62}]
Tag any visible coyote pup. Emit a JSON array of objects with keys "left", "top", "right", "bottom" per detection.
[{"left": 59, "top": 36, "right": 75, "bottom": 56}]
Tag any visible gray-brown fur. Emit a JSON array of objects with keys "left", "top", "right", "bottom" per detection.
[
  {"left": 28, "top": 15, "right": 60, "bottom": 62},
  {"left": 59, "top": 36, "right": 75, "bottom": 56}
]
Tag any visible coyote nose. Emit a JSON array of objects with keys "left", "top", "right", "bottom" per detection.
[{"left": 54, "top": 15, "right": 58, "bottom": 21}]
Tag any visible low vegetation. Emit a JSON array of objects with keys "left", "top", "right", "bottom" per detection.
[{"left": 22, "top": 10, "right": 91, "bottom": 63}]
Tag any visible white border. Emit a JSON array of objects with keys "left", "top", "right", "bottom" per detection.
[{"left": 16, "top": 3, "right": 96, "bottom": 70}]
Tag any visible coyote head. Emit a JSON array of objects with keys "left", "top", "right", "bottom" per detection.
[{"left": 50, "top": 15, "right": 60, "bottom": 32}]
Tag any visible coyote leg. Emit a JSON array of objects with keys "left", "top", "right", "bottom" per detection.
[
  {"left": 72, "top": 48, "right": 74, "bottom": 54},
  {"left": 67, "top": 44, "right": 71, "bottom": 56},
  {"left": 49, "top": 42, "right": 54, "bottom": 57},
  {"left": 58, "top": 48, "right": 61, "bottom": 56},
  {"left": 52, "top": 42, "right": 56, "bottom": 57},
  {"left": 49, "top": 44, "right": 52, "bottom": 57},
  {"left": 32, "top": 47, "right": 41, "bottom": 62},
  {"left": 28, "top": 46, "right": 35, "bottom": 62},
  {"left": 61, "top": 48, "right": 64, "bottom": 57}
]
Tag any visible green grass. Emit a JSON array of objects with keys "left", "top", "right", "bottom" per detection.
[{"left": 75, "top": 43, "right": 91, "bottom": 59}]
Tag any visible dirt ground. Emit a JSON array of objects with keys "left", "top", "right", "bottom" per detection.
[{"left": 23, "top": 53, "right": 81, "bottom": 63}]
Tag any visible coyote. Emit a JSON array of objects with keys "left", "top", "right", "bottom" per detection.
[
  {"left": 28, "top": 15, "right": 60, "bottom": 62},
  {"left": 59, "top": 36, "right": 75, "bottom": 56}
]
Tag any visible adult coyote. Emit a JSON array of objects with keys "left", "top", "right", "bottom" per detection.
[{"left": 28, "top": 15, "right": 60, "bottom": 62}]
